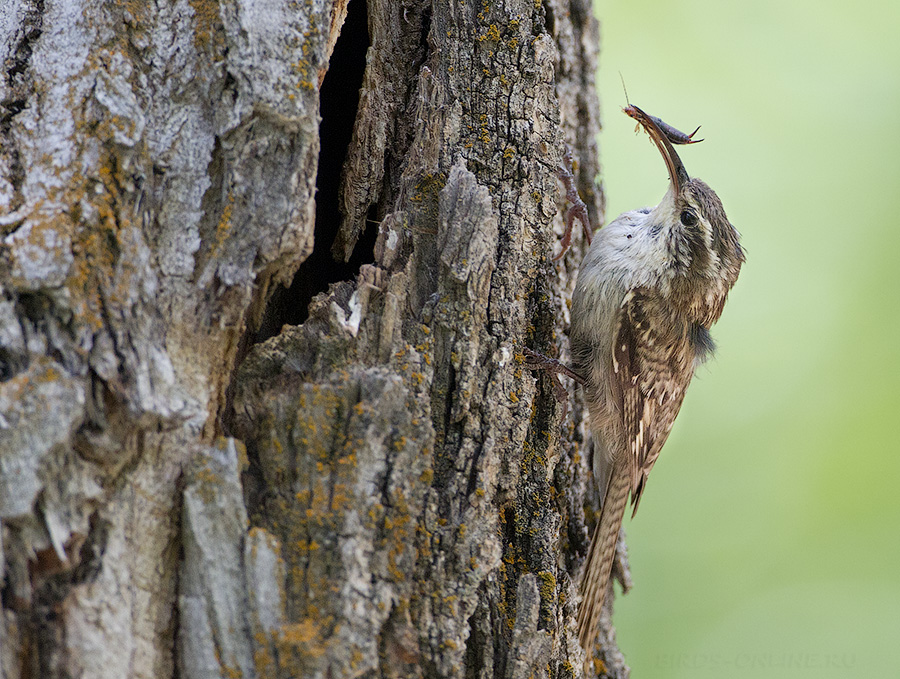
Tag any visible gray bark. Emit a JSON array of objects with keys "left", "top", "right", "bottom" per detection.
[{"left": 0, "top": 0, "right": 628, "bottom": 677}]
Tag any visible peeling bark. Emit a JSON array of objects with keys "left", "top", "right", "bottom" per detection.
[{"left": 0, "top": 0, "right": 628, "bottom": 677}]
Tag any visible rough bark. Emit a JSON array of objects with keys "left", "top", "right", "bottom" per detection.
[{"left": 0, "top": 1, "right": 628, "bottom": 677}]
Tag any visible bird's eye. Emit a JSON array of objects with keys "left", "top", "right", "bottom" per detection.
[{"left": 680, "top": 210, "right": 698, "bottom": 227}]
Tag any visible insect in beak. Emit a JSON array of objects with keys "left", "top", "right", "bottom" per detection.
[{"left": 624, "top": 104, "right": 692, "bottom": 195}]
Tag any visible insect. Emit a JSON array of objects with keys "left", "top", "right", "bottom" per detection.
[
  {"left": 624, "top": 104, "right": 703, "bottom": 145},
  {"left": 620, "top": 74, "right": 703, "bottom": 144}
]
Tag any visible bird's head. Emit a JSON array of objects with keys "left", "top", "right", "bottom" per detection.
[{"left": 626, "top": 105, "right": 745, "bottom": 323}]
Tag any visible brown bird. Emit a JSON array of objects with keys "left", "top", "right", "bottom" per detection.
[{"left": 532, "top": 104, "right": 744, "bottom": 665}]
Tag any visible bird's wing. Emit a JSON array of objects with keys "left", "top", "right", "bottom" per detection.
[{"left": 612, "top": 289, "right": 695, "bottom": 515}]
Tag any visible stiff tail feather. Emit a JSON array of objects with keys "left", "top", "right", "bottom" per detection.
[{"left": 576, "top": 465, "right": 630, "bottom": 662}]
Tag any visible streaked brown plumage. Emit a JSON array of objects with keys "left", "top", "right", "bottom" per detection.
[{"left": 568, "top": 105, "right": 744, "bottom": 664}]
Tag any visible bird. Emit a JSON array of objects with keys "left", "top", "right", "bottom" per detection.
[{"left": 531, "top": 104, "right": 744, "bottom": 665}]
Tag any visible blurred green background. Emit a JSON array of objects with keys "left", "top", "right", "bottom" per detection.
[{"left": 592, "top": 1, "right": 900, "bottom": 677}]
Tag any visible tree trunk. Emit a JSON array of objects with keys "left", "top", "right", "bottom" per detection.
[{"left": 0, "top": 0, "right": 628, "bottom": 677}]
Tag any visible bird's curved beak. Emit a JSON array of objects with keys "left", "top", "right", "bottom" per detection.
[{"left": 624, "top": 105, "right": 690, "bottom": 194}]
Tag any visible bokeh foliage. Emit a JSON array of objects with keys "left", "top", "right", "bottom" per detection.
[{"left": 593, "top": 1, "right": 900, "bottom": 676}]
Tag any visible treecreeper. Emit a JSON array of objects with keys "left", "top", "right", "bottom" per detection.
[{"left": 527, "top": 104, "right": 745, "bottom": 667}]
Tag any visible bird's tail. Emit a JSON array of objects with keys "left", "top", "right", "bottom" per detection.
[{"left": 576, "top": 465, "right": 630, "bottom": 662}]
